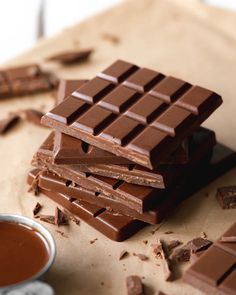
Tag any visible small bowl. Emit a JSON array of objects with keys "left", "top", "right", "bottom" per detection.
[{"left": 0, "top": 214, "right": 56, "bottom": 292}]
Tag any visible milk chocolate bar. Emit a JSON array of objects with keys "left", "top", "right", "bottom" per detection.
[
  {"left": 28, "top": 169, "right": 145, "bottom": 242},
  {"left": 52, "top": 128, "right": 214, "bottom": 188},
  {"left": 184, "top": 222, "right": 236, "bottom": 294},
  {"left": 0, "top": 64, "right": 57, "bottom": 99},
  {"left": 41, "top": 60, "right": 222, "bottom": 169},
  {"left": 32, "top": 128, "right": 218, "bottom": 213},
  {"left": 34, "top": 142, "right": 236, "bottom": 224},
  {"left": 53, "top": 79, "right": 189, "bottom": 166}
]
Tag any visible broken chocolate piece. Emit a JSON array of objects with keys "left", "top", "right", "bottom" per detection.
[
  {"left": 0, "top": 113, "right": 20, "bottom": 135},
  {"left": 126, "top": 275, "right": 144, "bottom": 295},
  {"left": 166, "top": 240, "right": 183, "bottom": 252},
  {"left": 55, "top": 207, "right": 69, "bottom": 226},
  {"left": 119, "top": 250, "right": 129, "bottom": 260},
  {"left": 216, "top": 186, "right": 236, "bottom": 209},
  {"left": 186, "top": 237, "right": 212, "bottom": 253},
  {"left": 101, "top": 33, "right": 120, "bottom": 44},
  {"left": 133, "top": 253, "right": 148, "bottom": 261},
  {"left": 33, "top": 202, "right": 42, "bottom": 216},
  {"left": 63, "top": 209, "right": 80, "bottom": 225},
  {"left": 152, "top": 240, "right": 173, "bottom": 281},
  {"left": 38, "top": 214, "right": 55, "bottom": 225},
  {"left": 46, "top": 49, "right": 93, "bottom": 64},
  {"left": 21, "top": 109, "right": 45, "bottom": 126},
  {"left": 90, "top": 238, "right": 98, "bottom": 244}
]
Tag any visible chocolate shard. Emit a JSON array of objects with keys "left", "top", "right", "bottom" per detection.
[
  {"left": 90, "top": 238, "right": 98, "bottom": 244},
  {"left": 38, "top": 214, "right": 55, "bottom": 225},
  {"left": 55, "top": 207, "right": 69, "bottom": 226},
  {"left": 126, "top": 275, "right": 144, "bottom": 295},
  {"left": 101, "top": 33, "right": 120, "bottom": 44},
  {"left": 166, "top": 240, "right": 183, "bottom": 252},
  {"left": 46, "top": 49, "right": 93, "bottom": 64},
  {"left": 63, "top": 209, "right": 80, "bottom": 225},
  {"left": 0, "top": 113, "right": 20, "bottom": 135},
  {"left": 169, "top": 247, "right": 191, "bottom": 263},
  {"left": 216, "top": 186, "right": 236, "bottom": 209},
  {"left": 133, "top": 253, "right": 148, "bottom": 261},
  {"left": 33, "top": 202, "right": 42, "bottom": 216},
  {"left": 186, "top": 237, "right": 212, "bottom": 253},
  {"left": 21, "top": 109, "right": 45, "bottom": 127},
  {"left": 152, "top": 240, "right": 174, "bottom": 281},
  {"left": 119, "top": 250, "right": 129, "bottom": 260}
]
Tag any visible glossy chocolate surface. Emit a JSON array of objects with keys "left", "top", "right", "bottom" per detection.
[{"left": 0, "top": 221, "right": 49, "bottom": 287}]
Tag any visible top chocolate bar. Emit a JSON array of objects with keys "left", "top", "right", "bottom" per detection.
[{"left": 41, "top": 60, "right": 222, "bottom": 169}]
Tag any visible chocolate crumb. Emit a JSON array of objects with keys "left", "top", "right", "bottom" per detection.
[
  {"left": 151, "top": 240, "right": 174, "bottom": 281},
  {"left": 126, "top": 275, "right": 144, "bottom": 295},
  {"left": 0, "top": 113, "right": 20, "bottom": 135},
  {"left": 216, "top": 186, "right": 236, "bottom": 209},
  {"left": 143, "top": 240, "right": 148, "bottom": 245},
  {"left": 219, "top": 236, "right": 236, "bottom": 243},
  {"left": 56, "top": 230, "right": 68, "bottom": 238},
  {"left": 55, "top": 207, "right": 69, "bottom": 226},
  {"left": 38, "top": 214, "right": 55, "bottom": 225},
  {"left": 150, "top": 224, "right": 162, "bottom": 235},
  {"left": 164, "top": 231, "right": 173, "bottom": 234},
  {"left": 90, "top": 238, "right": 98, "bottom": 244},
  {"left": 201, "top": 232, "right": 207, "bottom": 238},
  {"left": 101, "top": 282, "right": 104, "bottom": 286},
  {"left": 119, "top": 250, "right": 129, "bottom": 260},
  {"left": 101, "top": 33, "right": 120, "bottom": 44},
  {"left": 133, "top": 253, "right": 148, "bottom": 261},
  {"left": 33, "top": 202, "right": 42, "bottom": 216}
]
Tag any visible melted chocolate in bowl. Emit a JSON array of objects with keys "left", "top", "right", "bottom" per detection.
[{"left": 0, "top": 221, "right": 50, "bottom": 287}]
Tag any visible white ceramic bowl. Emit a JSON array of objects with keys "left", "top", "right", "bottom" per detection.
[{"left": 0, "top": 214, "right": 56, "bottom": 292}]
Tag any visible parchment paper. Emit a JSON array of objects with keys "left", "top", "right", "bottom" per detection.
[{"left": 0, "top": 0, "right": 236, "bottom": 294}]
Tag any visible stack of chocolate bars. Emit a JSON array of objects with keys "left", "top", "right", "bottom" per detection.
[{"left": 28, "top": 60, "right": 236, "bottom": 241}]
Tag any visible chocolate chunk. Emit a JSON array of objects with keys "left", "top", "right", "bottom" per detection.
[
  {"left": 216, "top": 186, "right": 236, "bottom": 209},
  {"left": 152, "top": 240, "right": 173, "bottom": 281},
  {"left": 166, "top": 240, "right": 183, "bottom": 252},
  {"left": 186, "top": 237, "right": 212, "bottom": 253},
  {"left": 38, "top": 214, "right": 55, "bottom": 225},
  {"left": 55, "top": 207, "right": 69, "bottom": 226},
  {"left": 133, "top": 253, "right": 148, "bottom": 261},
  {"left": 63, "top": 209, "right": 80, "bottom": 225},
  {"left": 46, "top": 49, "right": 93, "bottom": 64},
  {"left": 126, "top": 275, "right": 144, "bottom": 295},
  {"left": 170, "top": 247, "right": 191, "bottom": 263},
  {"left": 21, "top": 109, "right": 45, "bottom": 126},
  {"left": 119, "top": 250, "right": 129, "bottom": 260},
  {"left": 33, "top": 202, "right": 42, "bottom": 216},
  {"left": 164, "top": 231, "right": 173, "bottom": 234},
  {"left": 184, "top": 222, "right": 236, "bottom": 295},
  {"left": 41, "top": 59, "right": 222, "bottom": 169},
  {"left": 0, "top": 113, "right": 20, "bottom": 135}
]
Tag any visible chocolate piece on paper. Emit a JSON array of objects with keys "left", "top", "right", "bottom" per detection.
[
  {"left": 184, "top": 222, "right": 236, "bottom": 295},
  {"left": 166, "top": 240, "right": 183, "bottom": 252},
  {"left": 186, "top": 237, "right": 212, "bottom": 253},
  {"left": 216, "top": 186, "right": 236, "bottom": 209},
  {"left": 119, "top": 250, "right": 129, "bottom": 260},
  {"left": 0, "top": 113, "right": 20, "bottom": 135},
  {"left": 41, "top": 59, "right": 222, "bottom": 169},
  {"left": 33, "top": 202, "right": 42, "bottom": 216},
  {"left": 152, "top": 239, "right": 174, "bottom": 281},
  {"left": 55, "top": 207, "right": 69, "bottom": 226},
  {"left": 33, "top": 127, "right": 216, "bottom": 213},
  {"left": 126, "top": 275, "right": 144, "bottom": 295},
  {"left": 46, "top": 49, "right": 93, "bottom": 64},
  {"left": 0, "top": 64, "right": 57, "bottom": 99},
  {"left": 21, "top": 109, "right": 45, "bottom": 127},
  {"left": 28, "top": 169, "right": 146, "bottom": 242},
  {"left": 38, "top": 214, "right": 55, "bottom": 225}
]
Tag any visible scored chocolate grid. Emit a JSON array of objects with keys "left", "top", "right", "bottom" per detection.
[{"left": 44, "top": 60, "right": 222, "bottom": 168}]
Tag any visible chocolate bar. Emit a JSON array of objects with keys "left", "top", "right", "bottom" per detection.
[
  {"left": 184, "top": 222, "right": 236, "bottom": 294},
  {"left": 52, "top": 129, "right": 213, "bottom": 188},
  {"left": 28, "top": 169, "right": 145, "bottom": 242},
  {"left": 41, "top": 60, "right": 222, "bottom": 169},
  {"left": 54, "top": 79, "right": 189, "bottom": 166},
  {"left": 0, "top": 64, "right": 57, "bottom": 99},
  {"left": 34, "top": 141, "right": 236, "bottom": 225},
  {"left": 32, "top": 127, "right": 215, "bottom": 213}
]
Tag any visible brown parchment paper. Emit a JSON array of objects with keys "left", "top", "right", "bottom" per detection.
[{"left": 0, "top": 0, "right": 236, "bottom": 294}]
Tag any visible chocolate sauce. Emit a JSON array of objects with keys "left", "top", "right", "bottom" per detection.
[{"left": 0, "top": 221, "right": 50, "bottom": 287}]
